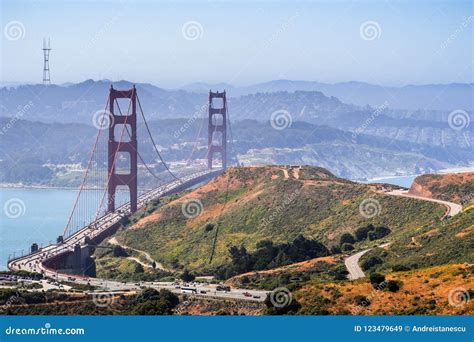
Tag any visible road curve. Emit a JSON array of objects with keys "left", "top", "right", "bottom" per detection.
[
  {"left": 344, "top": 243, "right": 391, "bottom": 280},
  {"left": 386, "top": 190, "right": 462, "bottom": 217},
  {"left": 344, "top": 249, "right": 372, "bottom": 280},
  {"left": 344, "top": 189, "right": 462, "bottom": 280}
]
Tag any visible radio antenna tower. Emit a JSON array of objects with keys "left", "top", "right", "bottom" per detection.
[{"left": 42, "top": 38, "right": 51, "bottom": 85}]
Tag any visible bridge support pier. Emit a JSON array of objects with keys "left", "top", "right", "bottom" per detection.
[{"left": 208, "top": 91, "right": 227, "bottom": 169}]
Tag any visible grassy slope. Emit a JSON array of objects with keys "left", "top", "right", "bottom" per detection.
[
  {"left": 409, "top": 172, "right": 474, "bottom": 206},
  {"left": 114, "top": 166, "right": 444, "bottom": 270},
  {"left": 296, "top": 263, "right": 473, "bottom": 315},
  {"left": 361, "top": 209, "right": 474, "bottom": 270}
]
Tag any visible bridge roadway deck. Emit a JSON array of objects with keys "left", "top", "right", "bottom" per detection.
[
  {"left": 7, "top": 169, "right": 223, "bottom": 274},
  {"left": 5, "top": 167, "right": 274, "bottom": 302}
]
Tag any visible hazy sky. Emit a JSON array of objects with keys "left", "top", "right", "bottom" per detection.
[{"left": 1, "top": 0, "right": 473, "bottom": 87}]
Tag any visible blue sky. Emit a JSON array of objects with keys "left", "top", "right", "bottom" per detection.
[{"left": 1, "top": 0, "right": 472, "bottom": 87}]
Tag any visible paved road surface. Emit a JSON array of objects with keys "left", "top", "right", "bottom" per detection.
[
  {"left": 344, "top": 243, "right": 391, "bottom": 280},
  {"left": 344, "top": 189, "right": 462, "bottom": 280},
  {"left": 386, "top": 190, "right": 462, "bottom": 217},
  {"left": 344, "top": 249, "right": 373, "bottom": 280}
]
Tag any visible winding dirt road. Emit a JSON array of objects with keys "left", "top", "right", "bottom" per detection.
[{"left": 108, "top": 237, "right": 170, "bottom": 272}]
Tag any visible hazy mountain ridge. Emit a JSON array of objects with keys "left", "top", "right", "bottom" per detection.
[
  {"left": 181, "top": 79, "right": 474, "bottom": 110},
  {"left": 3, "top": 80, "right": 472, "bottom": 153},
  {"left": 1, "top": 80, "right": 472, "bottom": 183},
  {"left": 1, "top": 117, "right": 468, "bottom": 185}
]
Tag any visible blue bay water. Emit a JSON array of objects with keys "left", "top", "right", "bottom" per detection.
[
  {"left": 0, "top": 188, "right": 79, "bottom": 270},
  {"left": 0, "top": 188, "right": 130, "bottom": 270}
]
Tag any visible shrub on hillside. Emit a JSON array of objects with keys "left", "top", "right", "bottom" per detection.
[
  {"left": 369, "top": 273, "right": 386, "bottom": 288},
  {"left": 368, "top": 226, "right": 391, "bottom": 240},
  {"left": 341, "top": 243, "right": 354, "bottom": 252},
  {"left": 132, "top": 288, "right": 179, "bottom": 315},
  {"left": 328, "top": 264, "right": 349, "bottom": 281},
  {"left": 135, "top": 263, "right": 145, "bottom": 273},
  {"left": 340, "top": 233, "right": 356, "bottom": 245},
  {"left": 204, "top": 223, "right": 214, "bottom": 232},
  {"left": 354, "top": 224, "right": 391, "bottom": 242},
  {"left": 386, "top": 280, "right": 401, "bottom": 292},
  {"left": 391, "top": 264, "right": 411, "bottom": 272},
  {"left": 180, "top": 269, "right": 195, "bottom": 282},
  {"left": 354, "top": 295, "right": 371, "bottom": 307},
  {"left": 214, "top": 235, "right": 329, "bottom": 279},
  {"left": 112, "top": 245, "right": 128, "bottom": 257},
  {"left": 264, "top": 292, "right": 301, "bottom": 315},
  {"left": 361, "top": 256, "right": 383, "bottom": 271},
  {"left": 355, "top": 224, "right": 375, "bottom": 241}
]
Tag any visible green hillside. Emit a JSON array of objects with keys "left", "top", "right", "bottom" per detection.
[
  {"left": 360, "top": 210, "right": 474, "bottom": 271},
  {"left": 109, "top": 166, "right": 444, "bottom": 271}
]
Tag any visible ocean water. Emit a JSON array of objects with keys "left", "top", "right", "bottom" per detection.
[
  {"left": 366, "top": 175, "right": 418, "bottom": 188},
  {"left": 0, "top": 188, "right": 129, "bottom": 270}
]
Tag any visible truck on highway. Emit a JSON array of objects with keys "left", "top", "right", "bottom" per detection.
[
  {"left": 181, "top": 287, "right": 197, "bottom": 294},
  {"left": 216, "top": 285, "right": 231, "bottom": 292}
]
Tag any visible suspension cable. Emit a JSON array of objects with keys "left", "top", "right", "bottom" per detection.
[
  {"left": 225, "top": 96, "right": 239, "bottom": 166},
  {"left": 114, "top": 99, "right": 165, "bottom": 183},
  {"left": 136, "top": 95, "right": 182, "bottom": 182},
  {"left": 62, "top": 96, "right": 110, "bottom": 237}
]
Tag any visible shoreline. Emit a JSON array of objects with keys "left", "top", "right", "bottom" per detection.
[
  {"left": 366, "top": 164, "right": 474, "bottom": 183},
  {"left": 0, "top": 184, "right": 152, "bottom": 192},
  {"left": 2, "top": 164, "right": 473, "bottom": 190},
  {"left": 0, "top": 184, "right": 79, "bottom": 190}
]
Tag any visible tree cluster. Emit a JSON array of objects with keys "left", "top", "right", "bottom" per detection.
[{"left": 214, "top": 235, "right": 329, "bottom": 279}]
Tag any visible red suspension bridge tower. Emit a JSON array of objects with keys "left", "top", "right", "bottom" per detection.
[
  {"left": 208, "top": 91, "right": 227, "bottom": 169},
  {"left": 107, "top": 85, "right": 138, "bottom": 213}
]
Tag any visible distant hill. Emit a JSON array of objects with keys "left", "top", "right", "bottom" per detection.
[
  {"left": 181, "top": 79, "right": 474, "bottom": 110},
  {"left": 409, "top": 172, "right": 474, "bottom": 206},
  {"left": 2, "top": 80, "right": 472, "bottom": 183},
  {"left": 112, "top": 166, "right": 444, "bottom": 271},
  {"left": 4, "top": 117, "right": 467, "bottom": 185}
]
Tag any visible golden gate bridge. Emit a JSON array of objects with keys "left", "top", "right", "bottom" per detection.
[{"left": 7, "top": 85, "right": 233, "bottom": 276}]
